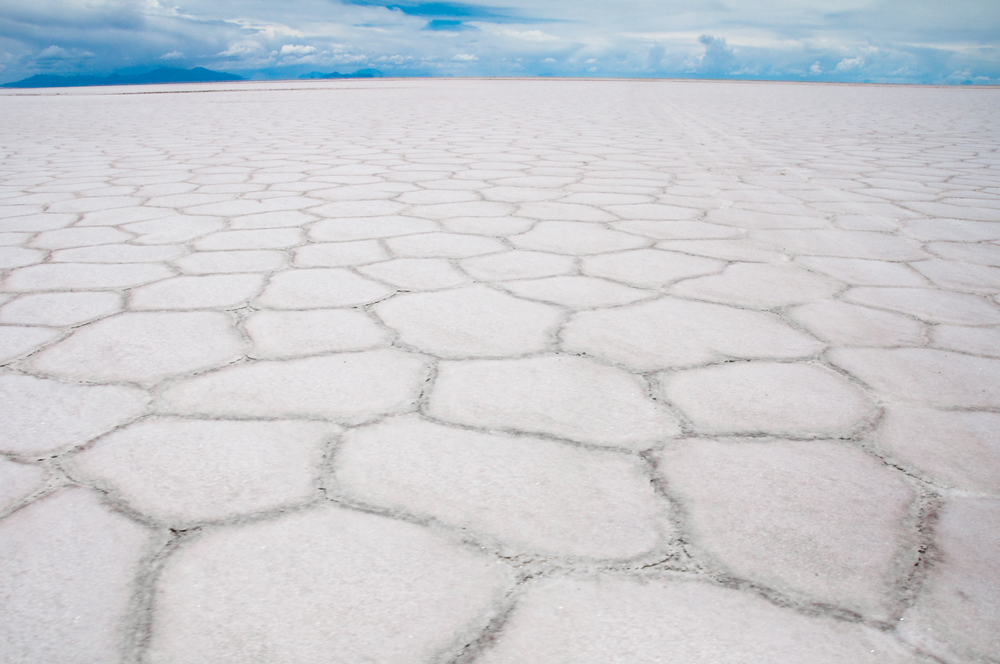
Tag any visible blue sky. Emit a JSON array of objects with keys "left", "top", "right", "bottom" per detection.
[{"left": 1, "top": 0, "right": 998, "bottom": 84}]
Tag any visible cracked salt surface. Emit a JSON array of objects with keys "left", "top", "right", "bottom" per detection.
[{"left": 1, "top": 78, "right": 999, "bottom": 663}]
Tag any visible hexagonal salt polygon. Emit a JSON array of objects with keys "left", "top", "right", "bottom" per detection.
[
  {"left": 66, "top": 418, "right": 336, "bottom": 524},
  {"left": 358, "top": 258, "right": 471, "bottom": 290},
  {"left": 844, "top": 287, "right": 1000, "bottom": 325},
  {"left": 294, "top": 240, "right": 389, "bottom": 267},
  {"left": 582, "top": 249, "right": 724, "bottom": 288},
  {"left": 910, "top": 259, "right": 1000, "bottom": 294},
  {"left": 29, "top": 226, "right": 132, "bottom": 250},
  {"left": 428, "top": 355, "right": 680, "bottom": 449},
  {"left": 0, "top": 374, "right": 149, "bottom": 455},
  {"left": 671, "top": 263, "right": 843, "bottom": 309},
  {"left": 655, "top": 239, "right": 785, "bottom": 263},
  {"left": 479, "top": 576, "right": 923, "bottom": 664},
  {"left": 0, "top": 325, "right": 61, "bottom": 363},
  {"left": 160, "top": 349, "right": 429, "bottom": 423},
  {"left": 511, "top": 221, "right": 648, "bottom": 255},
  {"left": 926, "top": 240, "right": 1000, "bottom": 266},
  {"left": 384, "top": 232, "right": 506, "bottom": 258},
  {"left": 374, "top": 285, "right": 561, "bottom": 357},
  {"left": 563, "top": 297, "right": 824, "bottom": 371},
  {"left": 0, "top": 458, "right": 45, "bottom": 513},
  {"left": 789, "top": 300, "right": 924, "bottom": 347},
  {"left": 245, "top": 308, "right": 390, "bottom": 358},
  {"left": 705, "top": 208, "right": 826, "bottom": 229},
  {"left": 146, "top": 506, "right": 511, "bottom": 664},
  {"left": 499, "top": 276, "right": 653, "bottom": 309},
  {"left": 173, "top": 250, "right": 286, "bottom": 274},
  {"left": 900, "top": 497, "right": 1000, "bottom": 663},
  {"left": 0, "top": 488, "right": 154, "bottom": 664},
  {"left": 0, "top": 247, "right": 45, "bottom": 269},
  {"left": 610, "top": 220, "right": 741, "bottom": 240},
  {"left": 3, "top": 263, "right": 173, "bottom": 291},
  {"left": 828, "top": 348, "right": 1000, "bottom": 408},
  {"left": 129, "top": 274, "right": 264, "bottom": 310},
  {"left": 335, "top": 415, "right": 671, "bottom": 559},
  {"left": 123, "top": 216, "right": 224, "bottom": 244},
  {"left": 195, "top": 229, "right": 303, "bottom": 250},
  {"left": 660, "top": 361, "right": 874, "bottom": 437},
  {"left": 750, "top": 229, "right": 926, "bottom": 261},
  {"left": 655, "top": 439, "right": 915, "bottom": 619},
  {"left": 256, "top": 268, "right": 394, "bottom": 308},
  {"left": 878, "top": 406, "right": 1000, "bottom": 495},
  {"left": 932, "top": 325, "right": 1000, "bottom": 357},
  {"left": 51, "top": 244, "right": 186, "bottom": 263},
  {"left": 29, "top": 311, "right": 244, "bottom": 385},
  {"left": 441, "top": 216, "right": 534, "bottom": 236},
  {"left": 460, "top": 250, "right": 576, "bottom": 282},
  {"left": 511, "top": 202, "right": 613, "bottom": 222},
  {"left": 309, "top": 215, "right": 439, "bottom": 241},
  {"left": 795, "top": 257, "right": 927, "bottom": 287}
]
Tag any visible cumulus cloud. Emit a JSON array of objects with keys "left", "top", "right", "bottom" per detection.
[
  {"left": 29, "top": 45, "right": 96, "bottom": 72},
  {"left": 694, "top": 35, "right": 737, "bottom": 75},
  {"left": 36, "top": 45, "right": 71, "bottom": 60},
  {"left": 376, "top": 54, "right": 413, "bottom": 64},
  {"left": 160, "top": 50, "right": 184, "bottom": 60},
  {"left": 330, "top": 53, "right": 369, "bottom": 63},
  {"left": 835, "top": 55, "right": 864, "bottom": 71},
  {"left": 217, "top": 42, "right": 265, "bottom": 58},
  {"left": 225, "top": 18, "right": 303, "bottom": 39},
  {"left": 279, "top": 44, "right": 316, "bottom": 56}
]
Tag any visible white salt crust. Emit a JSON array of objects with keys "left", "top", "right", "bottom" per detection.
[{"left": 1, "top": 79, "right": 996, "bottom": 664}]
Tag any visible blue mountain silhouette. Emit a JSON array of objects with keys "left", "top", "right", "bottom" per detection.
[
  {"left": 298, "top": 68, "right": 384, "bottom": 79},
  {"left": 2, "top": 67, "right": 244, "bottom": 88}
]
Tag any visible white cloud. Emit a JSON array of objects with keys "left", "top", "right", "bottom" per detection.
[
  {"left": 375, "top": 54, "right": 412, "bottom": 64},
  {"left": 217, "top": 42, "right": 265, "bottom": 58},
  {"left": 224, "top": 18, "right": 303, "bottom": 39},
  {"left": 36, "top": 45, "right": 70, "bottom": 60},
  {"left": 160, "top": 50, "right": 184, "bottom": 60},
  {"left": 280, "top": 44, "right": 316, "bottom": 56},
  {"left": 452, "top": 53, "right": 477, "bottom": 61},
  {"left": 835, "top": 56, "right": 864, "bottom": 71},
  {"left": 692, "top": 35, "right": 736, "bottom": 74},
  {"left": 809, "top": 61, "right": 822, "bottom": 75},
  {"left": 326, "top": 52, "right": 368, "bottom": 64},
  {"left": 490, "top": 28, "right": 559, "bottom": 42},
  {"left": 34, "top": 45, "right": 94, "bottom": 62}
]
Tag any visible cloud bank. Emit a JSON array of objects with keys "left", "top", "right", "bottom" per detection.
[{"left": 0, "top": 0, "right": 997, "bottom": 84}]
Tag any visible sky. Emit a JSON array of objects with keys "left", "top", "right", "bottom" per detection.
[{"left": 1, "top": 0, "right": 998, "bottom": 84}]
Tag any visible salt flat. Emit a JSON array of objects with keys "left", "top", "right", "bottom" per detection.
[{"left": 1, "top": 78, "right": 999, "bottom": 663}]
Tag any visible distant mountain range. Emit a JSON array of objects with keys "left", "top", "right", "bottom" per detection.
[
  {"left": 1, "top": 67, "right": 244, "bottom": 89},
  {"left": 299, "top": 69, "right": 384, "bottom": 79}
]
